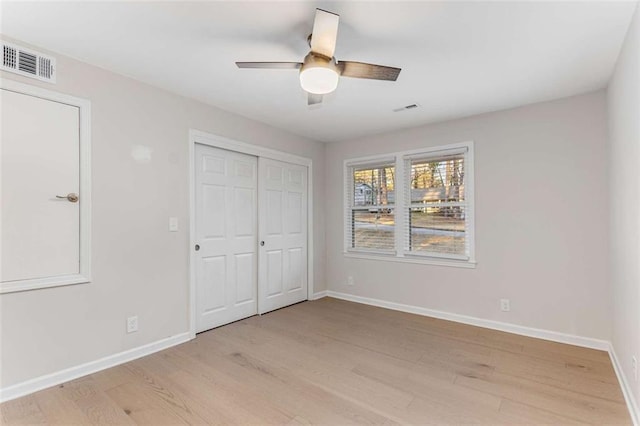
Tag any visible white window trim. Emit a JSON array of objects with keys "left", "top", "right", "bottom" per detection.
[
  {"left": 344, "top": 141, "right": 475, "bottom": 268},
  {"left": 0, "top": 79, "right": 92, "bottom": 293}
]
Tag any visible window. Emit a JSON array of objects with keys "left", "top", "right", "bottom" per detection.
[
  {"left": 346, "top": 160, "right": 396, "bottom": 253},
  {"left": 404, "top": 152, "right": 467, "bottom": 258},
  {"left": 344, "top": 142, "right": 474, "bottom": 266}
]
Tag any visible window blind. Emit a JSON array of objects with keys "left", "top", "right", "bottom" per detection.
[
  {"left": 403, "top": 150, "right": 469, "bottom": 259},
  {"left": 345, "top": 161, "right": 396, "bottom": 253}
]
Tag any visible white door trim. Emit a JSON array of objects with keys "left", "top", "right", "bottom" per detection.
[
  {"left": 188, "top": 129, "right": 314, "bottom": 338},
  {"left": 0, "top": 79, "right": 92, "bottom": 294}
]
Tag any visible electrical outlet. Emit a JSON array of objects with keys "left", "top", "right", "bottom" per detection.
[
  {"left": 500, "top": 299, "right": 510, "bottom": 312},
  {"left": 633, "top": 356, "right": 638, "bottom": 381},
  {"left": 127, "top": 316, "right": 138, "bottom": 333},
  {"left": 347, "top": 276, "right": 354, "bottom": 286},
  {"left": 169, "top": 217, "right": 178, "bottom": 232}
]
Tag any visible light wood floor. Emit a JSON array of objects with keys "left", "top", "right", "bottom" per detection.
[{"left": 1, "top": 297, "right": 631, "bottom": 425}]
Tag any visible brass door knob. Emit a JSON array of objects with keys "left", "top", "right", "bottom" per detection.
[{"left": 56, "top": 193, "right": 79, "bottom": 203}]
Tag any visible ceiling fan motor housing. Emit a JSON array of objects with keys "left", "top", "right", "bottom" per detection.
[{"left": 299, "top": 53, "right": 340, "bottom": 95}]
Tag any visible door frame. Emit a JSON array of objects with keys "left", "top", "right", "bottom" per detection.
[
  {"left": 0, "top": 79, "right": 92, "bottom": 294},
  {"left": 188, "top": 129, "right": 314, "bottom": 338}
]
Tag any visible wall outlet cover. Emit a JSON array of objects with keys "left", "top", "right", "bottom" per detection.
[{"left": 127, "top": 316, "right": 138, "bottom": 333}]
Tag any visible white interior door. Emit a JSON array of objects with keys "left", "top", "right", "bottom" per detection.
[
  {"left": 258, "top": 158, "right": 308, "bottom": 314},
  {"left": 195, "top": 144, "right": 258, "bottom": 332},
  {"left": 1, "top": 89, "right": 80, "bottom": 283}
]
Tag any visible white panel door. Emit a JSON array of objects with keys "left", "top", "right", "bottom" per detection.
[
  {"left": 258, "top": 158, "right": 308, "bottom": 314},
  {"left": 195, "top": 144, "right": 258, "bottom": 332},
  {"left": 1, "top": 89, "right": 80, "bottom": 283}
]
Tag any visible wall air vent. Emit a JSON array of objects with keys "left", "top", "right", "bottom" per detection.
[{"left": 1, "top": 42, "right": 56, "bottom": 83}]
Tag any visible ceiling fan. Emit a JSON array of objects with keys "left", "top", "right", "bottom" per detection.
[{"left": 236, "top": 8, "right": 402, "bottom": 105}]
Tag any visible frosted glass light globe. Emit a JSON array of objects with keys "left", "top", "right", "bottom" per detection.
[{"left": 299, "top": 53, "right": 339, "bottom": 95}]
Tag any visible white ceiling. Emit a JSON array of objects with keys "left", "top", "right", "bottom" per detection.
[{"left": 1, "top": 1, "right": 637, "bottom": 142}]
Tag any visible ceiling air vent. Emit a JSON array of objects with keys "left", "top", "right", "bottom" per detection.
[
  {"left": 393, "top": 103, "right": 420, "bottom": 112},
  {"left": 1, "top": 42, "right": 56, "bottom": 83}
]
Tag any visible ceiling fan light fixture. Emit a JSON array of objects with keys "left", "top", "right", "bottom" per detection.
[{"left": 299, "top": 53, "right": 339, "bottom": 95}]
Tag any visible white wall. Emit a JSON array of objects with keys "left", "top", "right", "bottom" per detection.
[
  {"left": 0, "top": 37, "right": 326, "bottom": 389},
  {"left": 607, "top": 2, "right": 640, "bottom": 410},
  {"left": 325, "top": 91, "right": 610, "bottom": 340}
]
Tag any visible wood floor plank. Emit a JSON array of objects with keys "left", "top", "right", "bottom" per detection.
[
  {"left": 0, "top": 395, "right": 47, "bottom": 425},
  {"left": 126, "top": 356, "right": 265, "bottom": 425},
  {"left": 33, "top": 386, "right": 93, "bottom": 425},
  {"left": 498, "top": 399, "right": 588, "bottom": 425},
  {"left": 455, "top": 370, "right": 630, "bottom": 424},
  {"left": 211, "top": 321, "right": 417, "bottom": 415},
  {"left": 72, "top": 392, "right": 136, "bottom": 425},
  {"left": 491, "top": 349, "right": 626, "bottom": 401},
  {"left": 89, "top": 365, "right": 138, "bottom": 393},
  {"left": 0, "top": 297, "right": 631, "bottom": 425},
  {"left": 182, "top": 346, "right": 390, "bottom": 423},
  {"left": 104, "top": 382, "right": 190, "bottom": 425}
]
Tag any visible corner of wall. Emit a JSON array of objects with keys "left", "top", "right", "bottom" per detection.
[{"left": 606, "top": 0, "right": 640, "bottom": 418}]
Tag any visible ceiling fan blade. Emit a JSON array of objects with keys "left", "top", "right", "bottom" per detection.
[
  {"left": 236, "top": 62, "right": 302, "bottom": 69},
  {"left": 337, "top": 61, "right": 401, "bottom": 81},
  {"left": 308, "top": 93, "right": 323, "bottom": 106},
  {"left": 310, "top": 9, "right": 339, "bottom": 58}
]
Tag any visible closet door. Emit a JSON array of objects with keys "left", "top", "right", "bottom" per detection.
[
  {"left": 194, "top": 144, "right": 258, "bottom": 332},
  {"left": 258, "top": 158, "right": 308, "bottom": 314}
]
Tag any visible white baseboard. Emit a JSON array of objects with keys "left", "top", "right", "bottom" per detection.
[
  {"left": 325, "top": 291, "right": 610, "bottom": 351},
  {"left": 311, "top": 290, "right": 328, "bottom": 300},
  {"left": 0, "top": 332, "right": 192, "bottom": 403},
  {"left": 609, "top": 345, "right": 640, "bottom": 426}
]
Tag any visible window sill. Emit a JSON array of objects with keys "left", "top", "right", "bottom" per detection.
[{"left": 343, "top": 251, "right": 476, "bottom": 269}]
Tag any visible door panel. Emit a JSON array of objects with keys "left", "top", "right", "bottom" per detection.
[
  {"left": 201, "top": 255, "right": 226, "bottom": 312},
  {"left": 235, "top": 253, "right": 255, "bottom": 304},
  {"left": 202, "top": 184, "right": 226, "bottom": 237},
  {"left": 266, "top": 190, "right": 283, "bottom": 234},
  {"left": 288, "top": 248, "right": 303, "bottom": 291},
  {"left": 266, "top": 249, "right": 283, "bottom": 297},
  {"left": 195, "top": 144, "right": 258, "bottom": 332},
  {"left": 287, "top": 192, "right": 303, "bottom": 234},
  {"left": 234, "top": 188, "right": 254, "bottom": 235},
  {"left": 258, "top": 158, "right": 308, "bottom": 314},
  {"left": 1, "top": 89, "right": 80, "bottom": 283}
]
